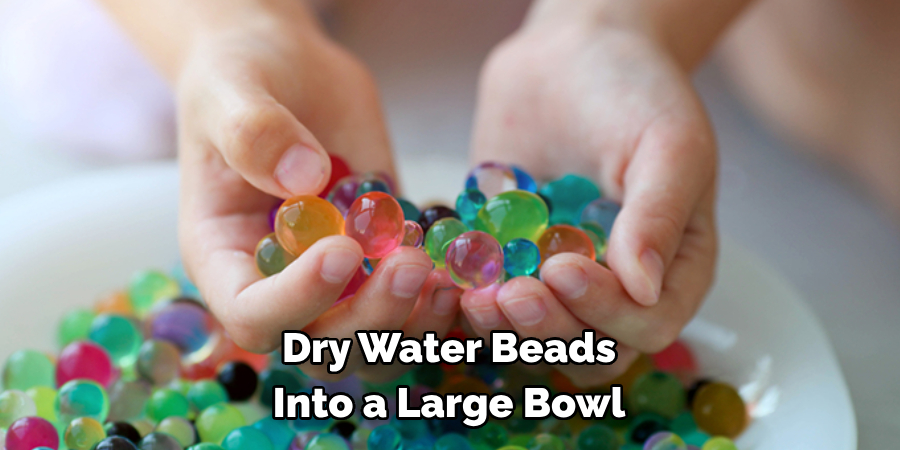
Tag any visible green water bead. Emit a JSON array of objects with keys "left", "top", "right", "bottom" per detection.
[
  {"left": 526, "top": 433, "right": 565, "bottom": 450},
  {"left": 65, "top": 417, "right": 107, "bottom": 450},
  {"left": 169, "top": 378, "right": 192, "bottom": 396},
  {"left": 255, "top": 233, "right": 297, "bottom": 277},
  {"left": 701, "top": 437, "right": 738, "bottom": 450},
  {"left": 307, "top": 433, "right": 350, "bottom": 450},
  {"left": 682, "top": 430, "right": 710, "bottom": 448},
  {"left": 89, "top": 314, "right": 143, "bottom": 367},
  {"left": 538, "top": 174, "right": 601, "bottom": 225},
  {"left": 508, "top": 435, "right": 534, "bottom": 447},
  {"left": 58, "top": 308, "right": 96, "bottom": 349},
  {"left": 424, "top": 217, "right": 468, "bottom": 268},
  {"left": 579, "top": 222, "right": 609, "bottom": 261},
  {"left": 190, "top": 444, "right": 226, "bottom": 450},
  {"left": 469, "top": 422, "right": 508, "bottom": 448},
  {"left": 628, "top": 371, "right": 686, "bottom": 419},
  {"left": 3, "top": 349, "right": 55, "bottom": 391},
  {"left": 576, "top": 424, "right": 619, "bottom": 450},
  {"left": 196, "top": 403, "right": 246, "bottom": 444},
  {"left": 27, "top": 385, "right": 59, "bottom": 422},
  {"left": 412, "top": 364, "right": 444, "bottom": 389},
  {"left": 157, "top": 416, "right": 197, "bottom": 446},
  {"left": 0, "top": 389, "right": 37, "bottom": 428},
  {"left": 670, "top": 411, "right": 697, "bottom": 435},
  {"left": 507, "top": 407, "right": 538, "bottom": 434},
  {"left": 56, "top": 379, "right": 109, "bottom": 424},
  {"left": 474, "top": 191, "right": 549, "bottom": 245},
  {"left": 221, "top": 426, "right": 274, "bottom": 450},
  {"left": 146, "top": 388, "right": 190, "bottom": 421},
  {"left": 188, "top": 380, "right": 230, "bottom": 412},
  {"left": 128, "top": 269, "right": 181, "bottom": 316}
]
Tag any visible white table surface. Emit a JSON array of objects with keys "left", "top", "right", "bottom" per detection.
[{"left": 0, "top": 1, "right": 897, "bottom": 448}]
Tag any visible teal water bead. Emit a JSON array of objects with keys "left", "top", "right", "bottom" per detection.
[
  {"left": 456, "top": 189, "right": 487, "bottom": 225},
  {"left": 469, "top": 422, "right": 508, "bottom": 448},
  {"left": 188, "top": 380, "right": 229, "bottom": 412},
  {"left": 128, "top": 270, "right": 181, "bottom": 317},
  {"left": 58, "top": 308, "right": 96, "bottom": 349},
  {"left": 89, "top": 314, "right": 143, "bottom": 367},
  {"left": 628, "top": 372, "right": 686, "bottom": 419},
  {"left": 368, "top": 425, "right": 402, "bottom": 450},
  {"left": 526, "top": 433, "right": 565, "bottom": 450},
  {"left": 221, "top": 426, "right": 274, "bottom": 450},
  {"left": 350, "top": 428, "right": 371, "bottom": 450},
  {"left": 503, "top": 238, "right": 541, "bottom": 277},
  {"left": 474, "top": 191, "right": 549, "bottom": 245},
  {"left": 196, "top": 403, "right": 246, "bottom": 444},
  {"left": 307, "top": 433, "right": 349, "bottom": 450},
  {"left": 0, "top": 389, "right": 37, "bottom": 428},
  {"left": 3, "top": 349, "right": 55, "bottom": 391},
  {"left": 424, "top": 217, "right": 468, "bottom": 268},
  {"left": 157, "top": 416, "right": 197, "bottom": 446},
  {"left": 670, "top": 412, "right": 697, "bottom": 435},
  {"left": 146, "top": 388, "right": 190, "bottom": 421},
  {"left": 56, "top": 379, "right": 109, "bottom": 424},
  {"left": 253, "top": 417, "right": 294, "bottom": 450},
  {"left": 538, "top": 174, "right": 601, "bottom": 225},
  {"left": 356, "top": 177, "right": 392, "bottom": 197},
  {"left": 576, "top": 424, "right": 619, "bottom": 450},
  {"left": 682, "top": 430, "right": 709, "bottom": 448},
  {"left": 397, "top": 198, "right": 421, "bottom": 222},
  {"left": 579, "top": 199, "right": 620, "bottom": 237},
  {"left": 259, "top": 368, "right": 304, "bottom": 408},
  {"left": 190, "top": 445, "right": 226, "bottom": 450},
  {"left": 700, "top": 437, "right": 736, "bottom": 450}
]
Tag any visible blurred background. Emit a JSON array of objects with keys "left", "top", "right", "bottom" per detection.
[{"left": 0, "top": 0, "right": 897, "bottom": 447}]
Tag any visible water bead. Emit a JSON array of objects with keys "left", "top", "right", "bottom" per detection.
[
  {"left": 465, "top": 162, "right": 518, "bottom": 199},
  {"left": 65, "top": 417, "right": 107, "bottom": 450},
  {"left": 434, "top": 435, "right": 475, "bottom": 450},
  {"left": 253, "top": 417, "right": 295, "bottom": 449},
  {"left": 401, "top": 220, "right": 424, "bottom": 248},
  {"left": 468, "top": 422, "right": 508, "bottom": 448},
  {"left": 89, "top": 314, "right": 143, "bottom": 367},
  {"left": 413, "top": 364, "right": 444, "bottom": 389},
  {"left": 327, "top": 175, "right": 363, "bottom": 215},
  {"left": 95, "top": 436, "right": 140, "bottom": 450},
  {"left": 136, "top": 340, "right": 182, "bottom": 386},
  {"left": 190, "top": 445, "right": 226, "bottom": 450},
  {"left": 255, "top": 233, "right": 297, "bottom": 277},
  {"left": 397, "top": 198, "right": 421, "bottom": 222},
  {"left": 526, "top": 433, "right": 565, "bottom": 450},
  {"left": 344, "top": 192, "right": 406, "bottom": 258},
  {"left": 538, "top": 174, "right": 601, "bottom": 225},
  {"left": 306, "top": 433, "right": 349, "bottom": 450},
  {"left": 578, "top": 222, "right": 608, "bottom": 261},
  {"left": 187, "top": 380, "right": 229, "bottom": 411},
  {"left": 670, "top": 411, "right": 698, "bottom": 436},
  {"left": 156, "top": 416, "right": 196, "bottom": 447},
  {"left": 627, "top": 414, "right": 670, "bottom": 445},
  {"left": 138, "top": 432, "right": 184, "bottom": 450},
  {"left": 132, "top": 419, "right": 156, "bottom": 438},
  {"left": 329, "top": 421, "right": 356, "bottom": 438},
  {"left": 222, "top": 427, "right": 276, "bottom": 450},
  {"left": 349, "top": 429, "right": 370, "bottom": 450},
  {"left": 291, "top": 430, "right": 321, "bottom": 449},
  {"left": 268, "top": 204, "right": 279, "bottom": 232},
  {"left": 58, "top": 308, "right": 97, "bottom": 349},
  {"left": 340, "top": 266, "right": 368, "bottom": 300},
  {"left": 368, "top": 425, "right": 402, "bottom": 450},
  {"left": 445, "top": 231, "right": 504, "bottom": 289},
  {"left": 474, "top": 191, "right": 549, "bottom": 245},
  {"left": 26, "top": 386, "right": 58, "bottom": 422},
  {"left": 417, "top": 205, "right": 460, "bottom": 234},
  {"left": 259, "top": 368, "right": 304, "bottom": 408},
  {"left": 356, "top": 177, "right": 393, "bottom": 197},
  {"left": 320, "top": 154, "right": 352, "bottom": 199},
  {"left": 3, "top": 349, "right": 55, "bottom": 391},
  {"left": 196, "top": 403, "right": 246, "bottom": 444},
  {"left": 170, "top": 378, "right": 192, "bottom": 396},
  {"left": 56, "top": 379, "right": 109, "bottom": 424},
  {"left": 651, "top": 341, "right": 697, "bottom": 379},
  {"left": 424, "top": 218, "right": 468, "bottom": 268},
  {"left": 691, "top": 382, "right": 746, "bottom": 438},
  {"left": 276, "top": 195, "right": 345, "bottom": 257},
  {"left": 699, "top": 437, "right": 737, "bottom": 450},
  {"left": 145, "top": 298, "right": 219, "bottom": 361},
  {"left": 579, "top": 199, "right": 621, "bottom": 236},
  {"left": 576, "top": 424, "right": 619, "bottom": 450},
  {"left": 629, "top": 372, "right": 686, "bottom": 419},
  {"left": 105, "top": 421, "right": 142, "bottom": 444},
  {"left": 643, "top": 432, "right": 687, "bottom": 450},
  {"left": 455, "top": 189, "right": 487, "bottom": 226},
  {"left": 503, "top": 238, "right": 541, "bottom": 277},
  {"left": 145, "top": 388, "right": 190, "bottom": 421},
  {"left": 95, "top": 290, "right": 135, "bottom": 316},
  {"left": 128, "top": 270, "right": 181, "bottom": 317},
  {"left": 4, "top": 416, "right": 58, "bottom": 450},
  {"left": 216, "top": 361, "right": 258, "bottom": 402},
  {"left": 107, "top": 380, "right": 151, "bottom": 422},
  {"left": 536, "top": 224, "right": 596, "bottom": 264}
]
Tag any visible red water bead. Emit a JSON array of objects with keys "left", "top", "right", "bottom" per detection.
[
  {"left": 339, "top": 266, "right": 369, "bottom": 301},
  {"left": 319, "top": 154, "right": 352, "bottom": 198},
  {"left": 5, "top": 416, "right": 59, "bottom": 450},
  {"left": 344, "top": 192, "right": 405, "bottom": 259},
  {"left": 651, "top": 340, "right": 697, "bottom": 373},
  {"left": 56, "top": 341, "right": 114, "bottom": 387},
  {"left": 536, "top": 224, "right": 596, "bottom": 264}
]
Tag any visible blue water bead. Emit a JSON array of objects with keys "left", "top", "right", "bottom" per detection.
[
  {"left": 356, "top": 178, "right": 392, "bottom": 198},
  {"left": 400, "top": 437, "right": 435, "bottom": 450},
  {"left": 539, "top": 174, "right": 601, "bottom": 225},
  {"left": 434, "top": 433, "right": 473, "bottom": 450},
  {"left": 253, "top": 417, "right": 294, "bottom": 450},
  {"left": 455, "top": 189, "right": 487, "bottom": 226},
  {"left": 511, "top": 165, "right": 537, "bottom": 192},
  {"left": 306, "top": 433, "right": 350, "bottom": 450},
  {"left": 368, "top": 425, "right": 402, "bottom": 450},
  {"left": 222, "top": 426, "right": 274, "bottom": 450},
  {"left": 503, "top": 238, "right": 541, "bottom": 277},
  {"left": 579, "top": 199, "right": 621, "bottom": 236},
  {"left": 397, "top": 198, "right": 421, "bottom": 222}
]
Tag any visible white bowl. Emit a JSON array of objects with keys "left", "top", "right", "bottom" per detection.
[{"left": 0, "top": 163, "right": 856, "bottom": 449}]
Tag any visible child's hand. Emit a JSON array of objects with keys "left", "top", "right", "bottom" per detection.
[
  {"left": 166, "top": 6, "right": 460, "bottom": 381},
  {"left": 465, "top": 8, "right": 718, "bottom": 387}
]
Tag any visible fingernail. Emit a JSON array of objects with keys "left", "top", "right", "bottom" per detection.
[
  {"left": 639, "top": 249, "right": 664, "bottom": 304},
  {"left": 543, "top": 262, "right": 589, "bottom": 299},
  {"left": 466, "top": 304, "right": 502, "bottom": 329},
  {"left": 432, "top": 287, "right": 459, "bottom": 316},
  {"left": 391, "top": 264, "right": 431, "bottom": 298},
  {"left": 321, "top": 248, "right": 361, "bottom": 283},
  {"left": 275, "top": 144, "right": 327, "bottom": 195},
  {"left": 464, "top": 284, "right": 502, "bottom": 328},
  {"left": 499, "top": 292, "right": 547, "bottom": 326}
]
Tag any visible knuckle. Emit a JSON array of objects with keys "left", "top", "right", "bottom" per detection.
[
  {"left": 221, "top": 103, "right": 288, "bottom": 167},
  {"left": 640, "top": 320, "right": 681, "bottom": 354}
]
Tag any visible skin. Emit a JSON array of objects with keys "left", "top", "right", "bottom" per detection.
[{"left": 98, "top": 0, "right": 749, "bottom": 385}]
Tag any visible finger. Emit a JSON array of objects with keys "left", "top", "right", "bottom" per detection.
[
  {"left": 607, "top": 115, "right": 716, "bottom": 306},
  {"left": 357, "top": 269, "right": 463, "bottom": 383},
  {"left": 495, "top": 277, "right": 639, "bottom": 388},
  {"left": 460, "top": 283, "right": 516, "bottom": 341},
  {"left": 298, "top": 246, "right": 433, "bottom": 380},
  {"left": 193, "top": 234, "right": 364, "bottom": 353}
]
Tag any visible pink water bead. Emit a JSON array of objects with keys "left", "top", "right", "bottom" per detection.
[
  {"left": 56, "top": 341, "right": 113, "bottom": 387},
  {"left": 446, "top": 231, "right": 504, "bottom": 289},
  {"left": 344, "top": 192, "right": 405, "bottom": 259},
  {"left": 5, "top": 416, "right": 60, "bottom": 450}
]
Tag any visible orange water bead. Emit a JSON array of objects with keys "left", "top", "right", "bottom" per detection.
[
  {"left": 692, "top": 382, "right": 747, "bottom": 438},
  {"left": 275, "top": 195, "right": 344, "bottom": 257},
  {"left": 438, "top": 374, "right": 492, "bottom": 396},
  {"left": 537, "top": 224, "right": 596, "bottom": 264},
  {"left": 94, "top": 291, "right": 133, "bottom": 315}
]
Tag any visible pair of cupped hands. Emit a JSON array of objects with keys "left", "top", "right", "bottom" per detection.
[{"left": 177, "top": 7, "right": 717, "bottom": 388}]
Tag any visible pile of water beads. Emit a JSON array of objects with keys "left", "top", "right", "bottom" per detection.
[{"left": 257, "top": 159, "right": 623, "bottom": 291}]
